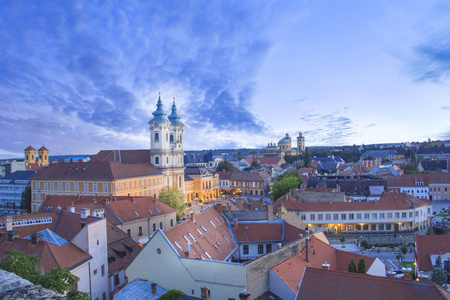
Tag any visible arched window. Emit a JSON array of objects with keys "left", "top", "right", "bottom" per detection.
[
  {"left": 155, "top": 133, "right": 159, "bottom": 142},
  {"left": 166, "top": 133, "right": 168, "bottom": 141},
  {"left": 166, "top": 157, "right": 169, "bottom": 164},
  {"left": 170, "top": 135, "right": 174, "bottom": 143},
  {"left": 155, "top": 157, "right": 159, "bottom": 164}
]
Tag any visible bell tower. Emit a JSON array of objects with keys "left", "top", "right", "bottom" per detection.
[
  {"left": 297, "top": 132, "right": 305, "bottom": 154},
  {"left": 149, "top": 94, "right": 185, "bottom": 193},
  {"left": 24, "top": 146, "right": 36, "bottom": 164},
  {"left": 38, "top": 146, "right": 49, "bottom": 166}
]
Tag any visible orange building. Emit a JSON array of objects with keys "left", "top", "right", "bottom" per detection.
[{"left": 184, "top": 165, "right": 219, "bottom": 202}]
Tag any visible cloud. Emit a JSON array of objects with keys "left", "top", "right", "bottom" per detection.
[
  {"left": 0, "top": 1, "right": 303, "bottom": 157},
  {"left": 442, "top": 106, "right": 450, "bottom": 110},
  {"left": 366, "top": 123, "right": 377, "bottom": 128}
]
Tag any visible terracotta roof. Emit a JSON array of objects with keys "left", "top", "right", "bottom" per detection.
[
  {"left": 212, "top": 171, "right": 233, "bottom": 180},
  {"left": 428, "top": 172, "right": 450, "bottom": 184},
  {"left": 0, "top": 212, "right": 60, "bottom": 237},
  {"left": 296, "top": 267, "right": 450, "bottom": 300},
  {"left": 107, "top": 197, "right": 177, "bottom": 223},
  {"left": 416, "top": 234, "right": 450, "bottom": 272},
  {"left": 245, "top": 157, "right": 282, "bottom": 165},
  {"left": 163, "top": 208, "right": 237, "bottom": 261},
  {"left": 271, "top": 234, "right": 376, "bottom": 293},
  {"left": 230, "top": 171, "right": 270, "bottom": 182},
  {"left": 31, "top": 161, "right": 161, "bottom": 181},
  {"left": 387, "top": 174, "right": 429, "bottom": 187},
  {"left": 52, "top": 212, "right": 100, "bottom": 241},
  {"left": 25, "top": 163, "right": 45, "bottom": 172},
  {"left": 24, "top": 146, "right": 35, "bottom": 151},
  {"left": 0, "top": 237, "right": 91, "bottom": 273},
  {"left": 90, "top": 150, "right": 151, "bottom": 164},
  {"left": 107, "top": 221, "right": 141, "bottom": 274},
  {"left": 233, "top": 222, "right": 283, "bottom": 242},
  {"left": 274, "top": 191, "right": 431, "bottom": 212},
  {"left": 38, "top": 146, "right": 49, "bottom": 151}
]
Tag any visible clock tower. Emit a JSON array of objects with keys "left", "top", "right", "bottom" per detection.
[{"left": 149, "top": 94, "right": 185, "bottom": 193}]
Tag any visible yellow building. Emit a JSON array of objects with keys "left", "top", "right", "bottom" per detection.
[
  {"left": 184, "top": 165, "right": 219, "bottom": 202},
  {"left": 37, "top": 146, "right": 49, "bottom": 165},
  {"left": 30, "top": 161, "right": 164, "bottom": 212}
]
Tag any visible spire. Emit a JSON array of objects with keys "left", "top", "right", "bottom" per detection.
[
  {"left": 149, "top": 94, "right": 169, "bottom": 123},
  {"left": 168, "top": 97, "right": 183, "bottom": 125}
]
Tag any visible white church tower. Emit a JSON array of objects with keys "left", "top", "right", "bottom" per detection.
[{"left": 149, "top": 94, "right": 185, "bottom": 193}]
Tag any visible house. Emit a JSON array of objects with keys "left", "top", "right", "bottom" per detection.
[
  {"left": 37, "top": 195, "right": 177, "bottom": 243},
  {"left": 113, "top": 280, "right": 167, "bottom": 300},
  {"left": 30, "top": 161, "right": 164, "bottom": 212},
  {"left": 184, "top": 165, "right": 219, "bottom": 202},
  {"left": 274, "top": 190, "right": 433, "bottom": 234},
  {"left": 387, "top": 174, "right": 429, "bottom": 199},
  {"left": 269, "top": 233, "right": 385, "bottom": 299},
  {"left": 0, "top": 211, "right": 109, "bottom": 299},
  {"left": 416, "top": 145, "right": 450, "bottom": 160},
  {"left": 229, "top": 171, "right": 271, "bottom": 196},
  {"left": 212, "top": 171, "right": 233, "bottom": 191},
  {"left": 415, "top": 234, "right": 450, "bottom": 284},
  {"left": 368, "top": 165, "right": 401, "bottom": 177},
  {"left": 428, "top": 172, "right": 450, "bottom": 201},
  {"left": 296, "top": 267, "right": 450, "bottom": 300},
  {"left": 245, "top": 157, "right": 286, "bottom": 168},
  {"left": 0, "top": 170, "right": 36, "bottom": 213},
  {"left": 418, "top": 160, "right": 449, "bottom": 172}
]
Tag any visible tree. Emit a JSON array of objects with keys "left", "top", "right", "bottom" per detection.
[
  {"left": 401, "top": 245, "right": 408, "bottom": 255},
  {"left": 158, "top": 186, "right": 185, "bottom": 219},
  {"left": 357, "top": 258, "right": 366, "bottom": 274},
  {"left": 40, "top": 267, "right": 79, "bottom": 294},
  {"left": 348, "top": 260, "right": 357, "bottom": 273},
  {"left": 250, "top": 161, "right": 261, "bottom": 169},
  {"left": 339, "top": 234, "right": 346, "bottom": 248},
  {"left": 404, "top": 163, "right": 419, "bottom": 174},
  {"left": 271, "top": 176, "right": 301, "bottom": 200},
  {"left": 303, "top": 148, "right": 312, "bottom": 168},
  {"left": 157, "top": 289, "right": 184, "bottom": 300},
  {"left": 20, "top": 185, "right": 32, "bottom": 213},
  {"left": 360, "top": 240, "right": 368, "bottom": 250},
  {"left": 431, "top": 255, "right": 448, "bottom": 288},
  {"left": 216, "top": 160, "right": 235, "bottom": 172}
]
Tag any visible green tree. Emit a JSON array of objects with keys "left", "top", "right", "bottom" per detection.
[
  {"left": 431, "top": 255, "right": 448, "bottom": 288},
  {"left": 157, "top": 289, "right": 184, "bottom": 300},
  {"left": 401, "top": 245, "right": 408, "bottom": 255},
  {"left": 158, "top": 186, "right": 185, "bottom": 219},
  {"left": 348, "top": 260, "right": 357, "bottom": 273},
  {"left": 360, "top": 240, "right": 368, "bottom": 250},
  {"left": 0, "top": 250, "right": 41, "bottom": 283},
  {"left": 271, "top": 176, "right": 301, "bottom": 200},
  {"left": 357, "top": 258, "right": 366, "bottom": 274},
  {"left": 20, "top": 185, "right": 32, "bottom": 213},
  {"left": 340, "top": 234, "right": 346, "bottom": 247},
  {"left": 40, "top": 267, "right": 79, "bottom": 294},
  {"left": 404, "top": 163, "right": 419, "bottom": 174},
  {"left": 303, "top": 147, "right": 312, "bottom": 168},
  {"left": 250, "top": 161, "right": 261, "bottom": 169},
  {"left": 216, "top": 160, "right": 235, "bottom": 172}
]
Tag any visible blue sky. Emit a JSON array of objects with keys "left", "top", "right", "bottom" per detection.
[{"left": 0, "top": 1, "right": 449, "bottom": 158}]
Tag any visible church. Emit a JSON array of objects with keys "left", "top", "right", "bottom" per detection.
[{"left": 264, "top": 132, "right": 306, "bottom": 157}]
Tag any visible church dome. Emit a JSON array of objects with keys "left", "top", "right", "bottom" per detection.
[{"left": 278, "top": 138, "right": 290, "bottom": 144}]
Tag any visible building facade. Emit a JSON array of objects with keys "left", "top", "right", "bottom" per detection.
[
  {"left": 428, "top": 172, "right": 450, "bottom": 201},
  {"left": 0, "top": 171, "right": 35, "bottom": 213}
]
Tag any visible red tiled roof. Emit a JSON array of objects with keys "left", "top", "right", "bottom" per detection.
[
  {"left": 233, "top": 222, "right": 283, "bottom": 242},
  {"left": 274, "top": 191, "right": 431, "bottom": 212},
  {"left": 31, "top": 161, "right": 162, "bottom": 181},
  {"left": 416, "top": 234, "right": 450, "bottom": 271},
  {"left": 428, "top": 172, "right": 450, "bottom": 184},
  {"left": 271, "top": 234, "right": 377, "bottom": 293},
  {"left": 90, "top": 150, "right": 151, "bottom": 164},
  {"left": 0, "top": 237, "right": 91, "bottom": 273},
  {"left": 107, "top": 197, "right": 177, "bottom": 223},
  {"left": 163, "top": 208, "right": 237, "bottom": 261},
  {"left": 230, "top": 171, "right": 270, "bottom": 182},
  {"left": 387, "top": 174, "right": 429, "bottom": 187},
  {"left": 107, "top": 221, "right": 141, "bottom": 274},
  {"left": 25, "top": 163, "right": 45, "bottom": 172},
  {"left": 296, "top": 267, "right": 450, "bottom": 300},
  {"left": 0, "top": 212, "right": 60, "bottom": 237},
  {"left": 213, "top": 171, "right": 233, "bottom": 180},
  {"left": 38, "top": 146, "right": 49, "bottom": 151},
  {"left": 24, "top": 146, "right": 35, "bottom": 151}
]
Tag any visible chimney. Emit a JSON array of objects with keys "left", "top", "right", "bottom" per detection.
[
  {"left": 131, "top": 196, "right": 135, "bottom": 203},
  {"left": 69, "top": 206, "right": 75, "bottom": 213},
  {"left": 56, "top": 205, "right": 62, "bottom": 213},
  {"left": 267, "top": 204, "right": 273, "bottom": 222},
  {"left": 184, "top": 242, "right": 193, "bottom": 258},
  {"left": 31, "top": 233, "right": 43, "bottom": 244},
  {"left": 77, "top": 194, "right": 81, "bottom": 200},
  {"left": 216, "top": 204, "right": 223, "bottom": 214},
  {"left": 239, "top": 290, "right": 251, "bottom": 300},
  {"left": 153, "top": 194, "right": 157, "bottom": 204},
  {"left": 234, "top": 219, "right": 238, "bottom": 229},
  {"left": 5, "top": 216, "right": 12, "bottom": 231},
  {"left": 276, "top": 207, "right": 283, "bottom": 218},
  {"left": 322, "top": 261, "right": 330, "bottom": 270},
  {"left": 277, "top": 242, "right": 282, "bottom": 249},
  {"left": 7, "top": 230, "right": 19, "bottom": 241},
  {"left": 191, "top": 213, "right": 196, "bottom": 223},
  {"left": 236, "top": 197, "right": 244, "bottom": 210},
  {"left": 200, "top": 287, "right": 210, "bottom": 299},
  {"left": 80, "top": 208, "right": 90, "bottom": 219},
  {"left": 151, "top": 283, "right": 157, "bottom": 295},
  {"left": 227, "top": 202, "right": 231, "bottom": 211}
]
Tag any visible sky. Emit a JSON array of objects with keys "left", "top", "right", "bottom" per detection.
[{"left": 0, "top": 0, "right": 449, "bottom": 158}]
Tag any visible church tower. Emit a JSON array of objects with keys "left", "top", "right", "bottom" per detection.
[
  {"left": 38, "top": 146, "right": 49, "bottom": 166},
  {"left": 297, "top": 132, "right": 305, "bottom": 154},
  {"left": 24, "top": 146, "right": 36, "bottom": 164},
  {"left": 149, "top": 94, "right": 185, "bottom": 193}
]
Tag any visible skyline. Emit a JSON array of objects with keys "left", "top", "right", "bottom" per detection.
[{"left": 1, "top": 1, "right": 450, "bottom": 159}]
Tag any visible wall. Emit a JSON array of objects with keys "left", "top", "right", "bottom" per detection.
[
  {"left": 120, "top": 212, "right": 176, "bottom": 242},
  {"left": 367, "top": 257, "right": 387, "bottom": 277},
  {"left": 269, "top": 269, "right": 296, "bottom": 300},
  {"left": 245, "top": 238, "right": 306, "bottom": 298},
  {"left": 70, "top": 261, "right": 91, "bottom": 295}
]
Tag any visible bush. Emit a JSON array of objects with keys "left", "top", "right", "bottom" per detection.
[{"left": 360, "top": 240, "right": 368, "bottom": 250}]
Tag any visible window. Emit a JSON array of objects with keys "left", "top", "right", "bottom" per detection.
[
  {"left": 93, "top": 269, "right": 98, "bottom": 275},
  {"left": 44, "top": 183, "right": 48, "bottom": 190},
  {"left": 65, "top": 183, "right": 70, "bottom": 191},
  {"left": 444, "top": 261, "right": 450, "bottom": 273},
  {"left": 258, "top": 244, "right": 264, "bottom": 254},
  {"left": 380, "top": 213, "right": 385, "bottom": 220},
  {"left": 349, "top": 214, "right": 354, "bottom": 220},
  {"left": 138, "top": 226, "right": 143, "bottom": 236},
  {"left": 301, "top": 214, "right": 306, "bottom": 220},
  {"left": 357, "top": 213, "right": 362, "bottom": 220},
  {"left": 166, "top": 157, "right": 169, "bottom": 164},
  {"left": 427, "top": 208, "right": 431, "bottom": 214},
  {"left": 50, "top": 182, "right": 54, "bottom": 190},
  {"left": 114, "top": 274, "right": 119, "bottom": 286},
  {"left": 402, "top": 212, "right": 406, "bottom": 218},
  {"left": 333, "top": 214, "right": 339, "bottom": 220},
  {"left": 153, "top": 223, "right": 156, "bottom": 232},
  {"left": 160, "top": 222, "right": 163, "bottom": 229},
  {"left": 364, "top": 213, "right": 370, "bottom": 219},
  {"left": 101, "top": 264, "right": 105, "bottom": 276},
  {"left": 84, "top": 183, "right": 88, "bottom": 192},
  {"left": 58, "top": 183, "right": 62, "bottom": 191},
  {"left": 310, "top": 214, "right": 315, "bottom": 221},
  {"left": 170, "top": 219, "right": 174, "bottom": 226},
  {"left": 93, "top": 183, "right": 97, "bottom": 192},
  {"left": 155, "top": 133, "right": 159, "bottom": 142},
  {"left": 318, "top": 214, "right": 323, "bottom": 220},
  {"left": 386, "top": 224, "right": 392, "bottom": 230},
  {"left": 103, "top": 183, "right": 108, "bottom": 193},
  {"left": 395, "top": 213, "right": 400, "bottom": 219},
  {"left": 409, "top": 212, "right": 413, "bottom": 218},
  {"left": 378, "top": 224, "right": 384, "bottom": 231},
  {"left": 266, "top": 244, "right": 272, "bottom": 253},
  {"left": 341, "top": 214, "right": 346, "bottom": 220},
  {"left": 363, "top": 224, "right": 369, "bottom": 231},
  {"left": 127, "top": 229, "right": 131, "bottom": 236},
  {"left": 356, "top": 224, "right": 361, "bottom": 231},
  {"left": 103, "top": 292, "right": 106, "bottom": 300},
  {"left": 74, "top": 183, "right": 78, "bottom": 191},
  {"left": 372, "top": 213, "right": 377, "bottom": 219},
  {"left": 170, "top": 134, "right": 174, "bottom": 143},
  {"left": 387, "top": 213, "right": 393, "bottom": 219},
  {"left": 155, "top": 157, "right": 159, "bottom": 164},
  {"left": 326, "top": 214, "right": 331, "bottom": 220},
  {"left": 243, "top": 245, "right": 249, "bottom": 255},
  {"left": 348, "top": 224, "right": 354, "bottom": 231},
  {"left": 371, "top": 224, "right": 376, "bottom": 231}
]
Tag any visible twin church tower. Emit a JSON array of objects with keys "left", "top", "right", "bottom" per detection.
[{"left": 149, "top": 94, "right": 185, "bottom": 193}]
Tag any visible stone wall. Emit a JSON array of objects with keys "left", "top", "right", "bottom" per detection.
[{"left": 326, "top": 232, "right": 416, "bottom": 245}]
